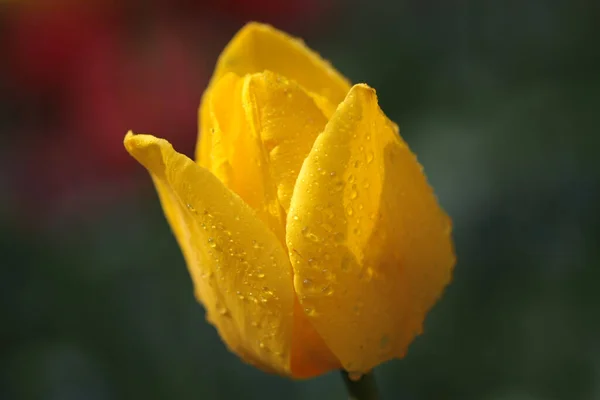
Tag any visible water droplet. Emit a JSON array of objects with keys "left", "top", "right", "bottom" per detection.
[
  {"left": 332, "top": 180, "right": 344, "bottom": 192},
  {"left": 302, "top": 227, "right": 321, "bottom": 243},
  {"left": 366, "top": 152, "right": 374, "bottom": 164},
  {"left": 304, "top": 306, "right": 316, "bottom": 316},
  {"left": 346, "top": 205, "right": 354, "bottom": 216},
  {"left": 350, "top": 190, "right": 358, "bottom": 200},
  {"left": 353, "top": 160, "right": 360, "bottom": 168},
  {"left": 363, "top": 182, "right": 370, "bottom": 189},
  {"left": 348, "top": 371, "right": 363, "bottom": 381},
  {"left": 208, "top": 237, "right": 217, "bottom": 248},
  {"left": 186, "top": 203, "right": 196, "bottom": 212},
  {"left": 256, "top": 267, "right": 265, "bottom": 279},
  {"left": 252, "top": 240, "right": 262, "bottom": 249},
  {"left": 293, "top": 215, "right": 299, "bottom": 221},
  {"left": 330, "top": 171, "right": 337, "bottom": 177},
  {"left": 201, "top": 271, "right": 213, "bottom": 280},
  {"left": 348, "top": 174, "right": 356, "bottom": 183},
  {"left": 366, "top": 134, "right": 371, "bottom": 141},
  {"left": 236, "top": 291, "right": 245, "bottom": 300},
  {"left": 217, "top": 306, "right": 230, "bottom": 317},
  {"left": 303, "top": 278, "right": 313, "bottom": 287},
  {"left": 321, "top": 285, "right": 333, "bottom": 295},
  {"left": 259, "top": 341, "right": 266, "bottom": 349}
]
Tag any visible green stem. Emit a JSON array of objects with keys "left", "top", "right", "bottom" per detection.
[{"left": 340, "top": 370, "right": 380, "bottom": 400}]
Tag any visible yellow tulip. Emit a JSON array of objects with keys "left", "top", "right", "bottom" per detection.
[{"left": 124, "top": 22, "right": 455, "bottom": 379}]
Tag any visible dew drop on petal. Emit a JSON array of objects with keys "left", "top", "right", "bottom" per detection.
[
  {"left": 321, "top": 285, "right": 333, "bottom": 296},
  {"left": 218, "top": 307, "right": 230, "bottom": 317},
  {"left": 366, "top": 152, "right": 374, "bottom": 164},
  {"left": 348, "top": 371, "right": 363, "bottom": 382}
]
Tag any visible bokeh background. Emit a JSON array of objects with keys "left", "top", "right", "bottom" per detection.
[{"left": 1, "top": 1, "right": 599, "bottom": 399}]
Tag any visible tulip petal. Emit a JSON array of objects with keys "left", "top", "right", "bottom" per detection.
[
  {"left": 243, "top": 71, "right": 329, "bottom": 213},
  {"left": 196, "top": 22, "right": 350, "bottom": 162},
  {"left": 200, "top": 72, "right": 287, "bottom": 245},
  {"left": 286, "top": 85, "right": 455, "bottom": 374},
  {"left": 124, "top": 132, "right": 295, "bottom": 375},
  {"left": 214, "top": 22, "right": 350, "bottom": 108}
]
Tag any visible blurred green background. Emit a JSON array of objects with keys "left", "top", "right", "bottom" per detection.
[{"left": 1, "top": 1, "right": 599, "bottom": 399}]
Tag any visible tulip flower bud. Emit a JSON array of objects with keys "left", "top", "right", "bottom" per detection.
[{"left": 124, "top": 22, "right": 455, "bottom": 379}]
